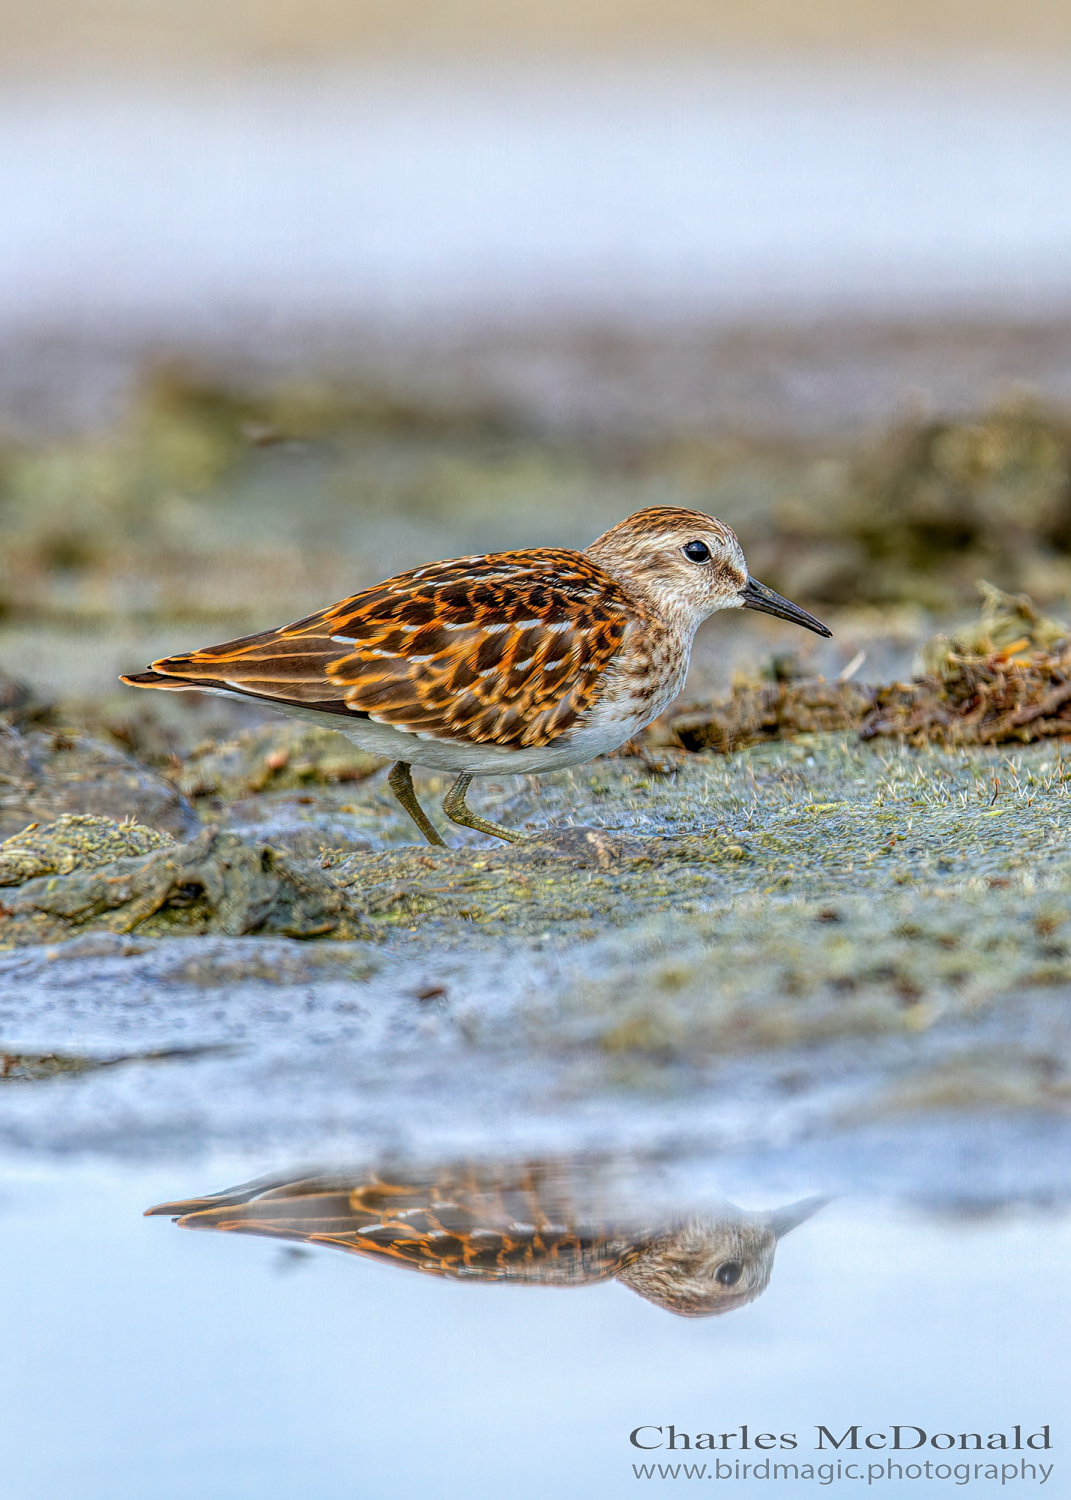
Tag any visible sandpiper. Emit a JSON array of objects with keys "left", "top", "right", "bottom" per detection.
[
  {"left": 146, "top": 1161, "right": 828, "bottom": 1318},
  {"left": 122, "top": 506, "right": 830, "bottom": 844}
]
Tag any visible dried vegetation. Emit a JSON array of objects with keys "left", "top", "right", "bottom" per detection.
[
  {"left": 658, "top": 585, "right": 1071, "bottom": 755},
  {"left": 862, "top": 584, "right": 1071, "bottom": 747}
]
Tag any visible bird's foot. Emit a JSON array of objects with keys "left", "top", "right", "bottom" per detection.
[{"left": 442, "top": 773, "right": 525, "bottom": 845}]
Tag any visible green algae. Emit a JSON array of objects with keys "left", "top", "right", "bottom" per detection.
[
  {"left": 329, "top": 824, "right": 749, "bottom": 935},
  {"left": 0, "top": 813, "right": 174, "bottom": 886},
  {"left": 4, "top": 727, "right": 1071, "bottom": 969}
]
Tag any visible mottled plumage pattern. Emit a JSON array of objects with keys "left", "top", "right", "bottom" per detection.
[
  {"left": 147, "top": 1166, "right": 641, "bottom": 1286},
  {"left": 128, "top": 550, "right": 635, "bottom": 749}
]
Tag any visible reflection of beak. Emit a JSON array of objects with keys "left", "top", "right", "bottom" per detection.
[
  {"left": 769, "top": 1195, "right": 831, "bottom": 1239},
  {"left": 741, "top": 576, "right": 832, "bottom": 638}
]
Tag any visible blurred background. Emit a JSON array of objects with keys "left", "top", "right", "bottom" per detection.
[{"left": 2, "top": 0, "right": 1071, "bottom": 707}]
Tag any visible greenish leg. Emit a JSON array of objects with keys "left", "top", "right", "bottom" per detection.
[
  {"left": 387, "top": 761, "right": 447, "bottom": 847},
  {"left": 442, "top": 773, "right": 526, "bottom": 845}
]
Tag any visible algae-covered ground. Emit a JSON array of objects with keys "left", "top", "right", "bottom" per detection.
[
  {"left": 2, "top": 361, "right": 1071, "bottom": 1204},
  {"left": 2, "top": 716, "right": 1070, "bottom": 1200}
]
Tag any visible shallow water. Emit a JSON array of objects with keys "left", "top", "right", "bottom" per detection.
[
  {"left": 4, "top": 65, "right": 1071, "bottom": 333},
  {"left": 0, "top": 1154, "right": 1063, "bottom": 1498}
]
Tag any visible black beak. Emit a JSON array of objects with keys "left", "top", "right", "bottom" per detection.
[
  {"left": 741, "top": 577, "right": 832, "bottom": 638},
  {"left": 769, "top": 1195, "right": 831, "bottom": 1239}
]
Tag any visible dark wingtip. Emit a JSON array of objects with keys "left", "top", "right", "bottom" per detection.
[{"left": 120, "top": 671, "right": 167, "bottom": 687}]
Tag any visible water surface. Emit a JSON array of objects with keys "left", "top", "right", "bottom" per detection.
[{"left": 0, "top": 1154, "right": 1062, "bottom": 1497}]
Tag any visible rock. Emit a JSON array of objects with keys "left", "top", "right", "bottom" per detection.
[
  {"left": 0, "top": 727, "right": 193, "bottom": 840},
  {"left": 0, "top": 670, "right": 36, "bottom": 721},
  {"left": 0, "top": 813, "right": 174, "bottom": 886},
  {"left": 174, "top": 722, "right": 384, "bottom": 801},
  {"left": 0, "top": 827, "right": 372, "bottom": 947}
]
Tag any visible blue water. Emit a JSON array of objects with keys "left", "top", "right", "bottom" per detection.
[{"left": 0, "top": 1160, "right": 1064, "bottom": 1498}]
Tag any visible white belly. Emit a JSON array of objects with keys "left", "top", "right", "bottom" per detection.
[{"left": 268, "top": 701, "right": 653, "bottom": 774}]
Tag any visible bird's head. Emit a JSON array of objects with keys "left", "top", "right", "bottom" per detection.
[
  {"left": 615, "top": 1195, "right": 830, "bottom": 1317},
  {"left": 587, "top": 506, "right": 831, "bottom": 638}
]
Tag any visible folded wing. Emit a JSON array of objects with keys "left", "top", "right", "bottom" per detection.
[{"left": 122, "top": 549, "right": 632, "bottom": 749}]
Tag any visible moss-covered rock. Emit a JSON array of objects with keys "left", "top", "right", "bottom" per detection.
[
  {"left": 0, "top": 813, "right": 174, "bottom": 886},
  {"left": 0, "top": 827, "right": 371, "bottom": 946}
]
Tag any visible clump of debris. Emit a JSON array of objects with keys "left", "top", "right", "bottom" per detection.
[
  {"left": 861, "top": 583, "right": 1071, "bottom": 747},
  {"left": 657, "top": 584, "right": 1071, "bottom": 754},
  {"left": 666, "top": 677, "right": 872, "bottom": 755}
]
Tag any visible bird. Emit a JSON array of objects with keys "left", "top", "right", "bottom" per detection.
[
  {"left": 121, "top": 506, "right": 830, "bottom": 845},
  {"left": 144, "top": 1159, "right": 828, "bottom": 1318}
]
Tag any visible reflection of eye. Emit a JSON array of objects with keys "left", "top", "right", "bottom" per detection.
[
  {"left": 682, "top": 540, "right": 712, "bottom": 563},
  {"left": 714, "top": 1261, "right": 744, "bottom": 1286}
]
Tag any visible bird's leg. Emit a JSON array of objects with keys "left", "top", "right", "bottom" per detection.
[
  {"left": 442, "top": 773, "right": 525, "bottom": 844},
  {"left": 387, "top": 761, "right": 447, "bottom": 847}
]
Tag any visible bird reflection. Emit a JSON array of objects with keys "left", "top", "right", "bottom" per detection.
[{"left": 146, "top": 1160, "right": 826, "bottom": 1318}]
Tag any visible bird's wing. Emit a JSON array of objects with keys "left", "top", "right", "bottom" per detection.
[
  {"left": 122, "top": 550, "right": 632, "bottom": 749},
  {"left": 147, "top": 1169, "right": 641, "bottom": 1285}
]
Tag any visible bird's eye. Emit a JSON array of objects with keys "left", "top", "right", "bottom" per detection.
[
  {"left": 714, "top": 1261, "right": 744, "bottom": 1286},
  {"left": 682, "top": 540, "right": 712, "bottom": 564}
]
